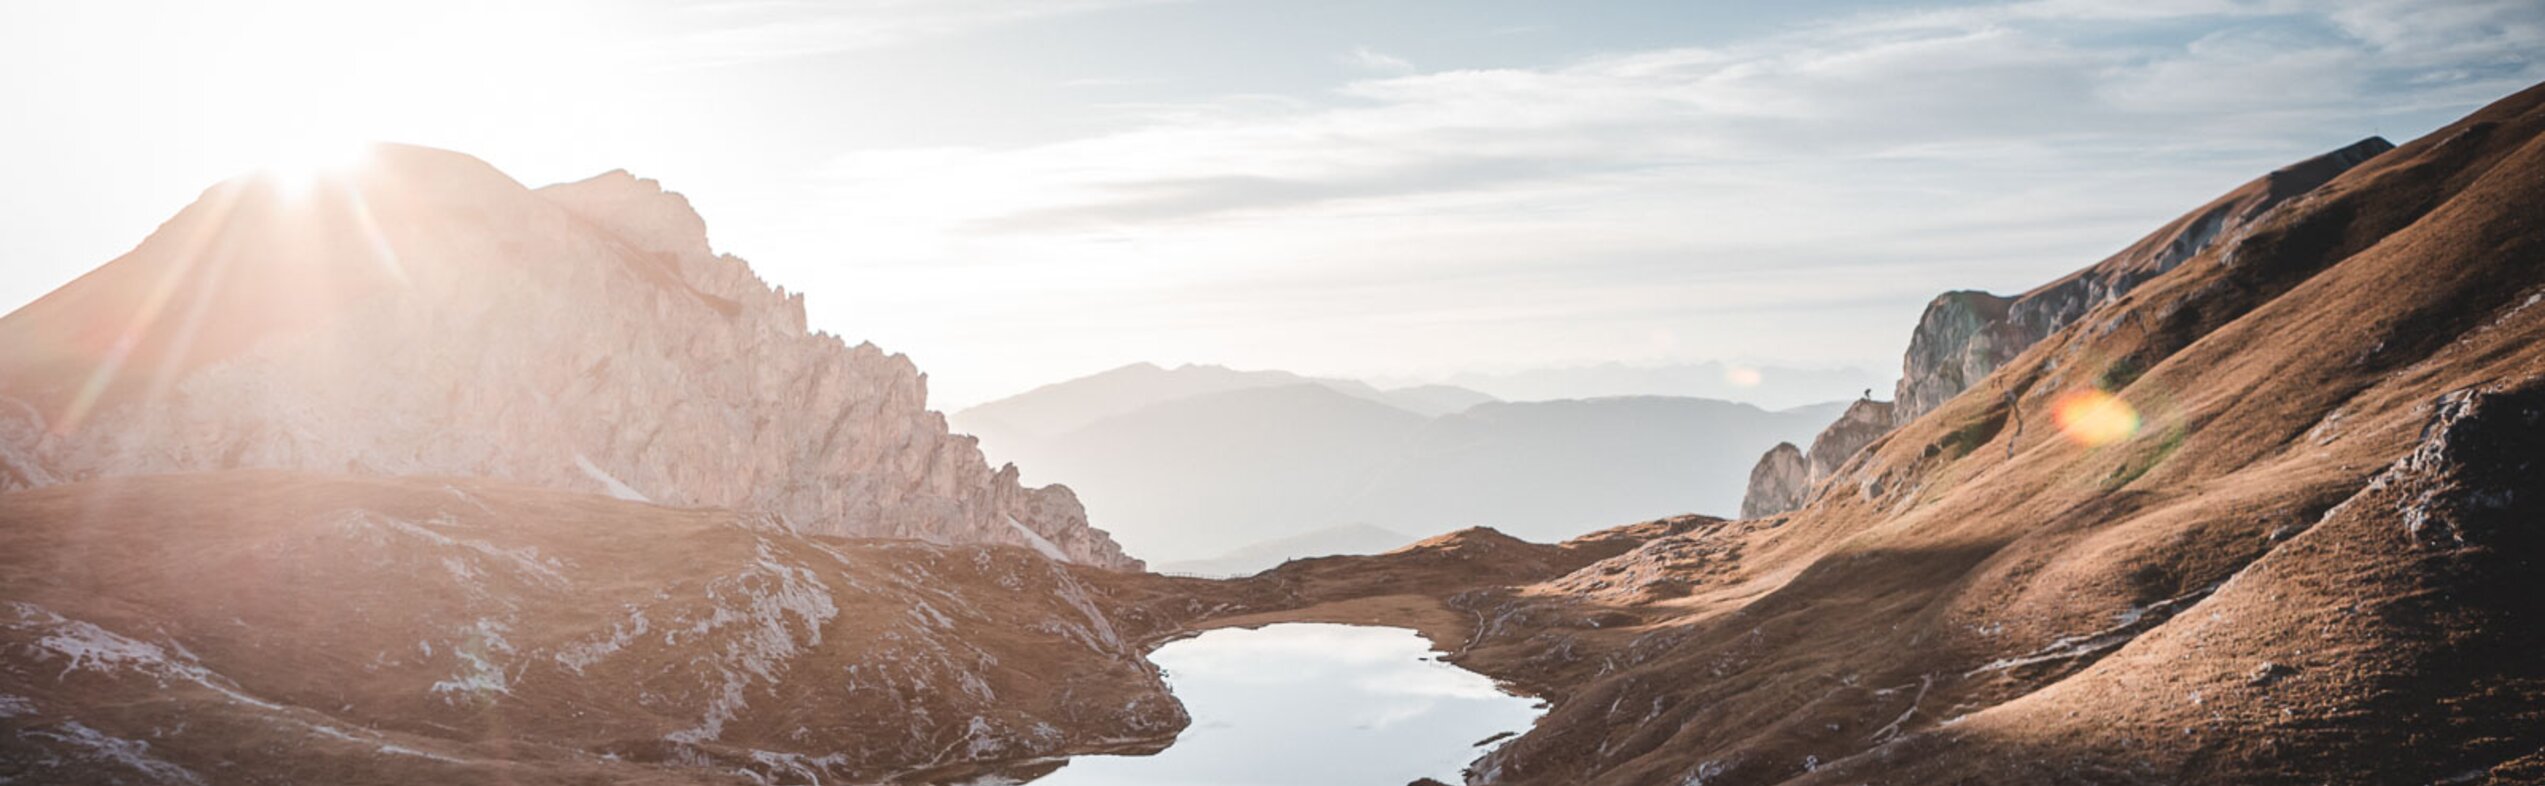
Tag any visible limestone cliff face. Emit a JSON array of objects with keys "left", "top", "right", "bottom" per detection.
[
  {"left": 1741, "top": 137, "right": 2391, "bottom": 518},
  {"left": 1739, "top": 398, "right": 1894, "bottom": 517},
  {"left": 0, "top": 144, "right": 1138, "bottom": 570},
  {"left": 1739, "top": 442, "right": 1808, "bottom": 519},
  {"left": 1891, "top": 291, "right": 2018, "bottom": 423},
  {"left": 1804, "top": 398, "right": 1894, "bottom": 483}
]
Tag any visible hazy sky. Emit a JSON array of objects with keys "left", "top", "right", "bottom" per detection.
[{"left": 2, "top": 0, "right": 2538, "bottom": 407}]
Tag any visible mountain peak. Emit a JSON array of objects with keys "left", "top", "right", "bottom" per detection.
[
  {"left": 0, "top": 148, "right": 1138, "bottom": 570},
  {"left": 537, "top": 167, "right": 715, "bottom": 264}
]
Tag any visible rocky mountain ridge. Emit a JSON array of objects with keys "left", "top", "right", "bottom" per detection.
[
  {"left": 0, "top": 146, "right": 1136, "bottom": 570},
  {"left": 1742, "top": 135, "right": 2395, "bottom": 518}
]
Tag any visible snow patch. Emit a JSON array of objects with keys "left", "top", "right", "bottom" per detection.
[
  {"left": 430, "top": 619, "right": 516, "bottom": 699},
  {"left": 575, "top": 452, "right": 652, "bottom": 502},
  {"left": 556, "top": 607, "right": 650, "bottom": 675},
  {"left": 339, "top": 510, "right": 570, "bottom": 589},
  {"left": 21, "top": 721, "right": 205, "bottom": 785},
  {"left": 5, "top": 603, "right": 279, "bottom": 711},
  {"left": 664, "top": 540, "right": 841, "bottom": 746},
  {"left": 747, "top": 750, "right": 852, "bottom": 785},
  {"left": 1004, "top": 515, "right": 1071, "bottom": 562},
  {"left": 26, "top": 614, "right": 171, "bottom": 677}
]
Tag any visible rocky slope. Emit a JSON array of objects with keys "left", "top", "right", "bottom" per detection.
[
  {"left": 1890, "top": 135, "right": 2394, "bottom": 426},
  {"left": 1742, "top": 136, "right": 2394, "bottom": 518},
  {"left": 0, "top": 472, "right": 1180, "bottom": 785},
  {"left": 1739, "top": 443, "right": 1809, "bottom": 519},
  {"left": 0, "top": 147, "right": 1135, "bottom": 569},
  {"left": 1141, "top": 81, "right": 2545, "bottom": 785}
]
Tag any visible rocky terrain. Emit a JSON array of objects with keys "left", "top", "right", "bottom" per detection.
[
  {"left": 1743, "top": 135, "right": 2395, "bottom": 518},
  {"left": 0, "top": 472, "right": 1179, "bottom": 785},
  {"left": 1740, "top": 398, "right": 1894, "bottom": 518},
  {"left": 1127, "top": 81, "right": 2545, "bottom": 784},
  {"left": 0, "top": 147, "right": 1134, "bottom": 569}
]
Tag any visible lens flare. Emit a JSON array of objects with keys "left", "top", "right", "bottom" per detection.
[{"left": 2051, "top": 388, "right": 2139, "bottom": 447}]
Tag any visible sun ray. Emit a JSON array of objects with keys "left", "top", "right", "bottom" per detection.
[{"left": 55, "top": 184, "right": 250, "bottom": 435}]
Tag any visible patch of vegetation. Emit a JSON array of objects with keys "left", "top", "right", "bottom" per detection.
[
  {"left": 1935, "top": 410, "right": 2009, "bottom": 460},
  {"left": 2099, "top": 353, "right": 2150, "bottom": 391},
  {"left": 2106, "top": 422, "right": 2189, "bottom": 490}
]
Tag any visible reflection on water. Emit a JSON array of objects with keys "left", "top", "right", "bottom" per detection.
[{"left": 1023, "top": 623, "right": 1542, "bottom": 786}]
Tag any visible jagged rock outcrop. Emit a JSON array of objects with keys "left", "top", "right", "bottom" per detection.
[
  {"left": 1802, "top": 398, "right": 1893, "bottom": 482},
  {"left": 1742, "top": 136, "right": 2392, "bottom": 518},
  {"left": 1890, "top": 291, "right": 2019, "bottom": 421},
  {"left": 1739, "top": 398, "right": 1893, "bottom": 517},
  {"left": 1739, "top": 443, "right": 1808, "bottom": 518},
  {"left": 0, "top": 146, "right": 1136, "bottom": 570}
]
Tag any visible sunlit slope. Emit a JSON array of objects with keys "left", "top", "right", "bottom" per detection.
[
  {"left": 1440, "top": 79, "right": 2545, "bottom": 786},
  {"left": 0, "top": 472, "right": 1180, "bottom": 785}
]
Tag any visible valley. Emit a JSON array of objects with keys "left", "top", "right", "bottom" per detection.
[{"left": 3, "top": 52, "right": 2541, "bottom": 786}]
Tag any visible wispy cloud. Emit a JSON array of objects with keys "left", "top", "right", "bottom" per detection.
[
  {"left": 796, "top": 0, "right": 2538, "bottom": 402},
  {"left": 1341, "top": 45, "right": 1416, "bottom": 73},
  {"left": 829, "top": 0, "right": 2537, "bottom": 239},
  {"left": 643, "top": 0, "right": 1179, "bottom": 67}
]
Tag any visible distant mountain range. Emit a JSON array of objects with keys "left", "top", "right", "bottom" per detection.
[
  {"left": 1394, "top": 360, "right": 1888, "bottom": 412},
  {"left": 957, "top": 362, "right": 1496, "bottom": 466},
  {"left": 1151, "top": 523, "right": 1415, "bottom": 577},
  {"left": 953, "top": 364, "right": 1843, "bottom": 563}
]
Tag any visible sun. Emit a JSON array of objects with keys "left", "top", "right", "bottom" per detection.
[{"left": 256, "top": 137, "right": 378, "bottom": 197}]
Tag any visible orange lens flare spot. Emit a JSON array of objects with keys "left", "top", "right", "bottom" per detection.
[{"left": 2051, "top": 388, "right": 2140, "bottom": 447}]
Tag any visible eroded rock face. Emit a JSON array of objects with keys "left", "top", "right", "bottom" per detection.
[
  {"left": 1892, "top": 291, "right": 2019, "bottom": 424},
  {"left": 1740, "top": 443, "right": 1808, "bottom": 519},
  {"left": 1804, "top": 399, "right": 1894, "bottom": 483},
  {"left": 0, "top": 145, "right": 1137, "bottom": 570},
  {"left": 1739, "top": 398, "right": 1894, "bottom": 518}
]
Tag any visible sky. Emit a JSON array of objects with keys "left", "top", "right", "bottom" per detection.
[{"left": 1, "top": 0, "right": 2538, "bottom": 408}]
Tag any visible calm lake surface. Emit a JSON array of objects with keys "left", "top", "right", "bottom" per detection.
[{"left": 1022, "top": 623, "right": 1543, "bottom": 786}]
